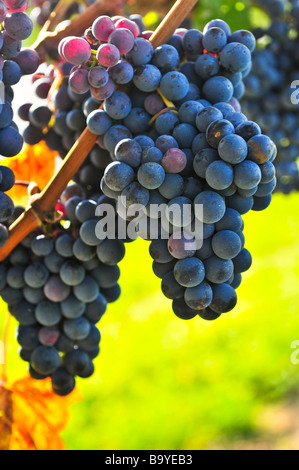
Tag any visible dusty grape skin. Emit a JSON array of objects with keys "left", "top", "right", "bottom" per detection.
[
  {"left": 61, "top": 37, "right": 91, "bottom": 65},
  {"left": 161, "top": 148, "right": 187, "bottom": 174}
]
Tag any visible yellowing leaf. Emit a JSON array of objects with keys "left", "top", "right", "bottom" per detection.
[
  {"left": 1, "top": 141, "right": 58, "bottom": 207},
  {"left": 0, "top": 387, "right": 13, "bottom": 450},
  {"left": 0, "top": 377, "right": 81, "bottom": 450}
]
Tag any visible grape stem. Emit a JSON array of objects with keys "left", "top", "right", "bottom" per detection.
[
  {"left": 0, "top": 0, "right": 198, "bottom": 262},
  {"left": 14, "top": 181, "right": 32, "bottom": 187}
]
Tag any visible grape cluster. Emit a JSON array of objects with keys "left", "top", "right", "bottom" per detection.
[
  {"left": 102, "top": 116, "right": 276, "bottom": 320},
  {"left": 242, "top": 0, "right": 299, "bottom": 192},
  {"left": 61, "top": 14, "right": 147, "bottom": 97},
  {"left": 59, "top": 15, "right": 254, "bottom": 104},
  {"left": 53, "top": 15, "right": 275, "bottom": 322},
  {"left": 11, "top": 14, "right": 277, "bottom": 395},
  {"left": 0, "top": 185, "right": 125, "bottom": 396},
  {"left": 0, "top": 0, "right": 39, "bottom": 242}
]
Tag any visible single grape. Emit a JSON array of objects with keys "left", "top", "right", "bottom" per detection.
[
  {"left": 44, "top": 275, "right": 71, "bottom": 303},
  {"left": 96, "top": 43, "right": 120, "bottom": 67},
  {"left": 108, "top": 28, "right": 135, "bottom": 55},
  {"left": 61, "top": 37, "right": 91, "bottom": 65},
  {"left": 159, "top": 71, "right": 189, "bottom": 101},
  {"left": 31, "top": 346, "right": 60, "bottom": 375},
  {"left": 92, "top": 15, "right": 115, "bottom": 42},
  {"left": 174, "top": 257, "right": 205, "bottom": 288},
  {"left": 184, "top": 281, "right": 213, "bottom": 310}
]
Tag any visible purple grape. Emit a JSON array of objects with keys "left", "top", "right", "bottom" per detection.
[
  {"left": 115, "top": 17, "right": 140, "bottom": 38},
  {"left": 1, "top": 31, "right": 21, "bottom": 58},
  {"left": 144, "top": 93, "right": 165, "bottom": 116},
  {"left": 125, "top": 37, "right": 153, "bottom": 66},
  {"left": 38, "top": 326, "right": 60, "bottom": 347},
  {"left": 14, "top": 48, "right": 39, "bottom": 75},
  {"left": 90, "top": 79, "right": 115, "bottom": 101},
  {"left": 4, "top": 11, "right": 33, "bottom": 41},
  {"left": 97, "top": 43, "right": 120, "bottom": 68},
  {"left": 44, "top": 275, "right": 71, "bottom": 303},
  {"left": 109, "top": 60, "right": 134, "bottom": 85},
  {"left": 88, "top": 66, "right": 109, "bottom": 88},
  {"left": 168, "top": 232, "right": 197, "bottom": 259},
  {"left": 92, "top": 15, "right": 115, "bottom": 41},
  {"left": 161, "top": 148, "right": 187, "bottom": 174},
  {"left": 108, "top": 28, "right": 135, "bottom": 55},
  {"left": 69, "top": 68, "right": 89, "bottom": 94},
  {"left": 61, "top": 37, "right": 91, "bottom": 65}
]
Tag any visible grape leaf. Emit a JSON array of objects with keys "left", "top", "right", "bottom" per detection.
[
  {"left": 0, "top": 387, "right": 13, "bottom": 450},
  {"left": 1, "top": 141, "right": 58, "bottom": 207},
  {"left": 0, "top": 377, "right": 81, "bottom": 450}
]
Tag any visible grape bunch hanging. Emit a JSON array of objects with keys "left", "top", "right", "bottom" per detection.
[
  {"left": 1, "top": 185, "right": 125, "bottom": 396},
  {"left": 0, "top": 4, "right": 278, "bottom": 395},
  {"left": 242, "top": 0, "right": 299, "bottom": 193},
  {"left": 55, "top": 13, "right": 276, "bottom": 320}
]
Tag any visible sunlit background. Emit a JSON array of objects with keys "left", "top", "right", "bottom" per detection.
[{"left": 1, "top": 0, "right": 299, "bottom": 450}]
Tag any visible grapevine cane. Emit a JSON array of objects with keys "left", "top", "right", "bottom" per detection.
[{"left": 0, "top": 0, "right": 198, "bottom": 262}]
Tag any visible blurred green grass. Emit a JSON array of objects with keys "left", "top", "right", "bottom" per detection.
[{"left": 2, "top": 193, "right": 299, "bottom": 449}]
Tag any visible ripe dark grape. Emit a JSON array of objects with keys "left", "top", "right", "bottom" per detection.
[
  {"left": 209, "top": 283, "right": 237, "bottom": 314},
  {"left": 206, "top": 161, "right": 234, "bottom": 190},
  {"left": 160, "top": 71, "right": 189, "bottom": 101},
  {"left": 184, "top": 281, "right": 213, "bottom": 310},
  {"left": 109, "top": 61, "right": 134, "bottom": 84},
  {"left": 218, "top": 134, "right": 248, "bottom": 164},
  {"left": 211, "top": 230, "right": 242, "bottom": 260},
  {"left": 56, "top": 261, "right": 83, "bottom": 288},
  {"left": 137, "top": 162, "right": 165, "bottom": 190},
  {"left": 31, "top": 346, "right": 60, "bottom": 376},
  {"left": 202, "top": 27, "right": 227, "bottom": 54},
  {"left": 63, "top": 317, "right": 91, "bottom": 341},
  {"left": 114, "top": 138, "right": 142, "bottom": 167},
  {"left": 174, "top": 257, "right": 205, "bottom": 288},
  {"left": 4, "top": 11, "right": 33, "bottom": 41},
  {"left": 51, "top": 367, "right": 76, "bottom": 396},
  {"left": 220, "top": 42, "right": 251, "bottom": 74},
  {"left": 204, "top": 256, "right": 234, "bottom": 284},
  {"left": 126, "top": 38, "right": 153, "bottom": 66},
  {"left": 133, "top": 64, "right": 162, "bottom": 92},
  {"left": 109, "top": 28, "right": 135, "bottom": 55}
]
